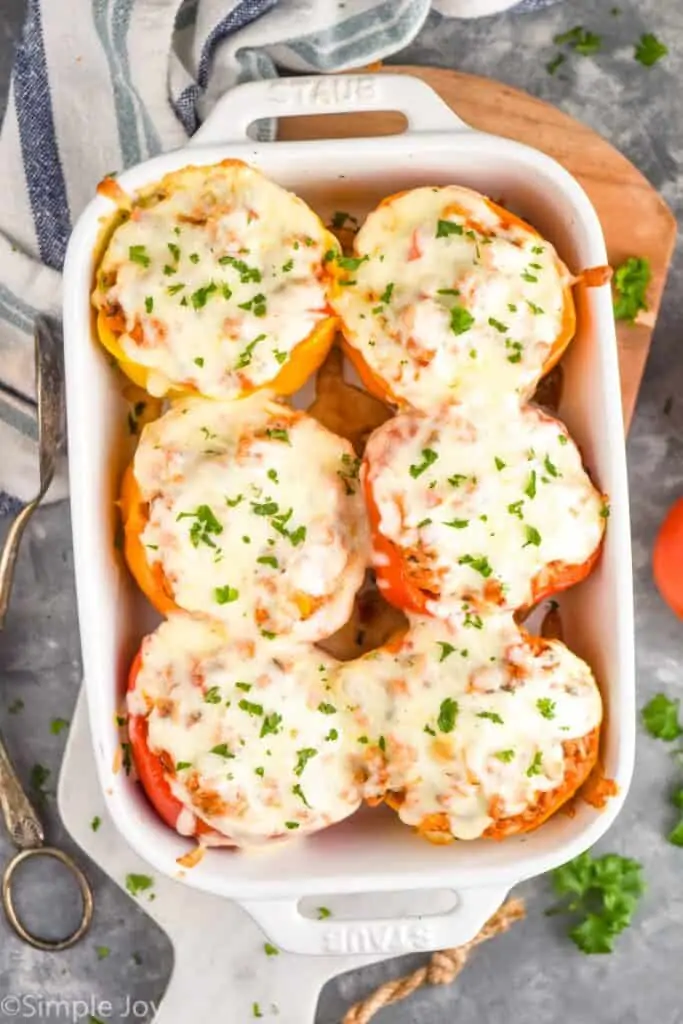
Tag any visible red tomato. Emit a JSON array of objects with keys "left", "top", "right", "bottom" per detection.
[{"left": 653, "top": 497, "right": 683, "bottom": 618}]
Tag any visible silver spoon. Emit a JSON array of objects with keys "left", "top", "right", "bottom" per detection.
[
  {"left": 0, "top": 317, "right": 93, "bottom": 949},
  {"left": 0, "top": 316, "right": 63, "bottom": 627}
]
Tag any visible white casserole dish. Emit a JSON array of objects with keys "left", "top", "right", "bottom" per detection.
[{"left": 62, "top": 73, "right": 635, "bottom": 956}]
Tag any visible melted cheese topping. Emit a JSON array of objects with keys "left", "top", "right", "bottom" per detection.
[
  {"left": 331, "top": 186, "right": 572, "bottom": 410},
  {"left": 128, "top": 616, "right": 363, "bottom": 845},
  {"left": 337, "top": 612, "right": 602, "bottom": 840},
  {"left": 134, "top": 393, "right": 368, "bottom": 641},
  {"left": 364, "top": 404, "right": 605, "bottom": 610},
  {"left": 95, "top": 161, "right": 337, "bottom": 398}
]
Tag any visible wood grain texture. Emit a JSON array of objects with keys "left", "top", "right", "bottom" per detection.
[{"left": 278, "top": 65, "right": 677, "bottom": 430}]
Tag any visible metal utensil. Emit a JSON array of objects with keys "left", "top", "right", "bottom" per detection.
[
  {"left": 0, "top": 316, "right": 93, "bottom": 949},
  {"left": 0, "top": 317, "right": 63, "bottom": 628}
]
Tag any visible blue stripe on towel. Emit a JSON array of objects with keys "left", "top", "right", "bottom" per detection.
[
  {"left": 112, "top": 0, "right": 162, "bottom": 158},
  {"left": 93, "top": 0, "right": 143, "bottom": 168},
  {"left": 0, "top": 281, "right": 38, "bottom": 336},
  {"left": 12, "top": 0, "right": 72, "bottom": 271},
  {"left": 173, "top": 0, "right": 276, "bottom": 135}
]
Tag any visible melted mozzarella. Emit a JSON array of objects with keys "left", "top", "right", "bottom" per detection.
[
  {"left": 96, "top": 162, "right": 337, "bottom": 398},
  {"left": 337, "top": 612, "right": 602, "bottom": 840},
  {"left": 129, "top": 616, "right": 363, "bottom": 845},
  {"left": 134, "top": 392, "right": 368, "bottom": 641},
  {"left": 364, "top": 403, "right": 605, "bottom": 609},
  {"left": 331, "top": 186, "right": 572, "bottom": 410}
]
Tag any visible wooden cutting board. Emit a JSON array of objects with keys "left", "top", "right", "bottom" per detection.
[{"left": 278, "top": 65, "right": 677, "bottom": 430}]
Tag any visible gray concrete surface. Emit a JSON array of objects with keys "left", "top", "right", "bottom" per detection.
[{"left": 1, "top": 0, "right": 682, "bottom": 1021}]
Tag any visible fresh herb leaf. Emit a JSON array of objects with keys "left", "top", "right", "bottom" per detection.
[
  {"left": 409, "top": 448, "right": 438, "bottom": 478},
  {"left": 317, "top": 906, "right": 332, "bottom": 919},
  {"left": 436, "top": 219, "right": 464, "bottom": 238},
  {"left": 257, "top": 555, "right": 279, "bottom": 569},
  {"left": 553, "top": 26, "right": 601, "bottom": 56},
  {"left": 239, "top": 700, "right": 264, "bottom": 717},
  {"left": 634, "top": 33, "right": 668, "bottom": 67},
  {"left": 177, "top": 504, "right": 223, "bottom": 548},
  {"left": 125, "top": 873, "right": 154, "bottom": 897},
  {"left": 260, "top": 712, "right": 283, "bottom": 738},
  {"left": 668, "top": 820, "right": 683, "bottom": 846},
  {"left": 546, "top": 53, "right": 566, "bottom": 75},
  {"left": 495, "top": 457, "right": 506, "bottom": 471},
  {"left": 537, "top": 698, "right": 557, "bottom": 720},
  {"left": 444, "top": 518, "right": 469, "bottom": 529},
  {"left": 318, "top": 702, "right": 337, "bottom": 715},
  {"left": 294, "top": 748, "right": 318, "bottom": 776},
  {"left": 204, "top": 686, "right": 222, "bottom": 704},
  {"left": 495, "top": 749, "right": 515, "bottom": 763},
  {"left": 641, "top": 693, "right": 682, "bottom": 741},
  {"left": 266, "top": 428, "right": 290, "bottom": 444},
  {"left": 523, "top": 525, "right": 542, "bottom": 547},
  {"left": 613, "top": 256, "right": 651, "bottom": 322},
  {"left": 450, "top": 305, "right": 475, "bottom": 335},
  {"left": 91, "top": 816, "right": 102, "bottom": 832},
  {"left": 379, "top": 282, "right": 394, "bottom": 304},
  {"left": 210, "top": 744, "right": 234, "bottom": 759},
  {"left": 477, "top": 711, "right": 504, "bottom": 724},
  {"left": 526, "top": 751, "right": 544, "bottom": 776},
  {"left": 284, "top": 821, "right": 300, "bottom": 830},
  {"left": 214, "top": 585, "right": 239, "bottom": 605},
  {"left": 264, "top": 942, "right": 279, "bottom": 956},
  {"left": 50, "top": 717, "right": 69, "bottom": 735},
  {"left": 437, "top": 642, "right": 456, "bottom": 662},
  {"left": 190, "top": 282, "right": 218, "bottom": 310},
  {"left": 129, "top": 245, "right": 150, "bottom": 267},
  {"left": 488, "top": 317, "right": 508, "bottom": 333},
  {"left": 525, "top": 470, "right": 537, "bottom": 499},
  {"left": 437, "top": 698, "right": 459, "bottom": 733}
]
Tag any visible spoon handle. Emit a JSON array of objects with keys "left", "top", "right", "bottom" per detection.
[
  {"left": 0, "top": 733, "right": 44, "bottom": 849},
  {"left": 0, "top": 503, "right": 37, "bottom": 630}
]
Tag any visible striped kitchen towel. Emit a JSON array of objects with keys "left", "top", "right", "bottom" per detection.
[{"left": 0, "top": 0, "right": 563, "bottom": 512}]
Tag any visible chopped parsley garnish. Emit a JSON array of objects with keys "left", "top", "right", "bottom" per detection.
[
  {"left": 210, "top": 744, "right": 234, "bottom": 759},
  {"left": 91, "top": 816, "right": 101, "bottom": 832},
  {"left": 317, "top": 906, "right": 332, "bottom": 919},
  {"left": 260, "top": 713, "right": 282, "bottom": 738},
  {"left": 204, "top": 686, "right": 221, "bottom": 704},
  {"left": 523, "top": 525, "right": 542, "bottom": 547},
  {"left": 613, "top": 256, "right": 651, "bottom": 322},
  {"left": 437, "top": 642, "right": 456, "bottom": 662},
  {"left": 294, "top": 748, "right": 318, "bottom": 776},
  {"left": 448, "top": 474, "right": 468, "bottom": 487},
  {"left": 252, "top": 501, "right": 279, "bottom": 517},
  {"left": 527, "top": 300, "right": 544, "bottom": 315},
  {"left": 190, "top": 282, "right": 218, "bottom": 309},
  {"left": 495, "top": 749, "right": 515, "bottom": 763},
  {"left": 264, "top": 942, "right": 279, "bottom": 956},
  {"left": 50, "top": 717, "right": 69, "bottom": 735},
  {"left": 521, "top": 271, "right": 538, "bottom": 283},
  {"left": 495, "top": 457, "right": 506, "bottom": 471},
  {"left": 177, "top": 504, "right": 223, "bottom": 548},
  {"left": 189, "top": 253, "right": 200, "bottom": 264},
  {"left": 553, "top": 25, "right": 601, "bottom": 56},
  {"left": 235, "top": 334, "right": 266, "bottom": 369},
  {"left": 488, "top": 317, "right": 508, "bottom": 333},
  {"left": 318, "top": 702, "right": 337, "bottom": 715},
  {"left": 273, "top": 349, "right": 287, "bottom": 365},
  {"left": 175, "top": 761, "right": 192, "bottom": 771},
  {"left": 261, "top": 630, "right": 276, "bottom": 640},
  {"left": 129, "top": 245, "right": 150, "bottom": 267},
  {"left": 238, "top": 293, "right": 267, "bottom": 317},
  {"left": 437, "top": 698, "right": 458, "bottom": 733},
  {"left": 379, "top": 282, "right": 394, "bottom": 304},
  {"left": 537, "top": 698, "right": 556, "bottom": 720},
  {"left": 292, "top": 784, "right": 310, "bottom": 808},
  {"left": 337, "top": 453, "right": 361, "bottom": 495},
  {"left": 526, "top": 752, "right": 544, "bottom": 777},
  {"left": 378, "top": 736, "right": 386, "bottom": 752},
  {"left": 144, "top": 296, "right": 154, "bottom": 314},
  {"left": 167, "top": 282, "right": 185, "bottom": 296},
  {"left": 458, "top": 554, "right": 493, "bottom": 577},
  {"left": 437, "top": 288, "right": 460, "bottom": 296},
  {"left": 125, "top": 874, "right": 154, "bottom": 898},
  {"left": 544, "top": 455, "right": 560, "bottom": 478},
  {"left": 450, "top": 305, "right": 475, "bottom": 335},
  {"left": 257, "top": 555, "right": 279, "bottom": 569},
  {"left": 219, "top": 255, "right": 261, "bottom": 283},
  {"left": 226, "top": 493, "right": 243, "bottom": 508},
  {"left": 266, "top": 428, "right": 290, "bottom": 444},
  {"left": 464, "top": 610, "right": 484, "bottom": 629},
  {"left": 634, "top": 33, "right": 668, "bottom": 67},
  {"left": 335, "top": 254, "right": 369, "bottom": 271},
  {"left": 443, "top": 518, "right": 469, "bottom": 530},
  {"left": 255, "top": 767, "right": 265, "bottom": 778},
  {"left": 235, "top": 682, "right": 251, "bottom": 692},
  {"left": 239, "top": 699, "right": 264, "bottom": 717},
  {"left": 194, "top": 357, "right": 204, "bottom": 367},
  {"left": 214, "top": 585, "right": 239, "bottom": 604},
  {"left": 525, "top": 470, "right": 537, "bottom": 499},
  {"left": 424, "top": 724, "right": 436, "bottom": 736},
  {"left": 284, "top": 821, "right": 300, "bottom": 830},
  {"left": 253, "top": 1003, "right": 264, "bottom": 1018},
  {"left": 546, "top": 53, "right": 565, "bottom": 75},
  {"left": 436, "top": 219, "right": 464, "bottom": 238},
  {"left": 477, "top": 711, "right": 504, "bottom": 724},
  {"left": 409, "top": 448, "right": 438, "bottom": 478},
  {"left": 417, "top": 517, "right": 432, "bottom": 528},
  {"left": 357, "top": 736, "right": 369, "bottom": 744},
  {"left": 508, "top": 303, "right": 518, "bottom": 312},
  {"left": 325, "top": 728, "right": 338, "bottom": 742}
]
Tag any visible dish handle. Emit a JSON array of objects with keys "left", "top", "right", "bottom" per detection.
[
  {"left": 239, "top": 885, "right": 508, "bottom": 956},
  {"left": 190, "top": 73, "right": 470, "bottom": 146}
]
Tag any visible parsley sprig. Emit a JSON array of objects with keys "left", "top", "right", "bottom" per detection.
[
  {"left": 613, "top": 256, "right": 651, "bottom": 323},
  {"left": 547, "top": 852, "right": 645, "bottom": 954}
]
